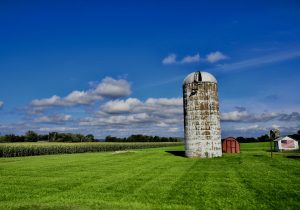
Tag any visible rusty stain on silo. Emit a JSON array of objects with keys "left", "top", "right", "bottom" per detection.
[{"left": 183, "top": 71, "right": 222, "bottom": 158}]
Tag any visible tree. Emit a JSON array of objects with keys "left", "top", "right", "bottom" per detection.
[
  {"left": 257, "top": 134, "right": 270, "bottom": 142},
  {"left": 85, "top": 134, "right": 95, "bottom": 142},
  {"left": 25, "top": 130, "right": 39, "bottom": 142}
]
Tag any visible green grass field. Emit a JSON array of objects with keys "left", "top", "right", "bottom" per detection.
[{"left": 0, "top": 142, "right": 299, "bottom": 210}]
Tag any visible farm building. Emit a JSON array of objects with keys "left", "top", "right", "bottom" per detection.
[
  {"left": 222, "top": 137, "right": 240, "bottom": 153},
  {"left": 183, "top": 71, "right": 222, "bottom": 158},
  {"left": 274, "top": 136, "right": 299, "bottom": 151}
]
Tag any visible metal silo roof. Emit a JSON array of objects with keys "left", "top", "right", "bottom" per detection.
[{"left": 183, "top": 71, "right": 217, "bottom": 85}]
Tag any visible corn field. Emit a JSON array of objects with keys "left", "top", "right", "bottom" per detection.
[{"left": 0, "top": 142, "right": 183, "bottom": 157}]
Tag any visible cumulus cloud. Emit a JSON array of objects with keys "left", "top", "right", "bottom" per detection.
[
  {"left": 206, "top": 51, "right": 228, "bottom": 63},
  {"left": 0, "top": 101, "right": 3, "bottom": 109},
  {"left": 80, "top": 113, "right": 152, "bottom": 126},
  {"left": 38, "top": 127, "right": 78, "bottom": 132},
  {"left": 162, "top": 51, "right": 228, "bottom": 65},
  {"left": 278, "top": 112, "right": 300, "bottom": 121},
  {"left": 221, "top": 107, "right": 300, "bottom": 123},
  {"left": 80, "top": 97, "right": 184, "bottom": 134},
  {"left": 234, "top": 124, "right": 260, "bottom": 131},
  {"left": 101, "top": 98, "right": 142, "bottom": 114},
  {"left": 221, "top": 109, "right": 280, "bottom": 123},
  {"left": 162, "top": 53, "right": 200, "bottom": 64},
  {"left": 145, "top": 98, "right": 183, "bottom": 106},
  {"left": 168, "top": 127, "right": 179, "bottom": 132},
  {"left": 221, "top": 110, "right": 250, "bottom": 122},
  {"left": 181, "top": 53, "right": 200, "bottom": 64},
  {"left": 33, "top": 114, "right": 72, "bottom": 124},
  {"left": 162, "top": 54, "right": 177, "bottom": 64},
  {"left": 31, "top": 77, "right": 131, "bottom": 107}
]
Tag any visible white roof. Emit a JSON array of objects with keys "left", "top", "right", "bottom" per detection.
[
  {"left": 274, "top": 136, "right": 295, "bottom": 141},
  {"left": 183, "top": 71, "right": 217, "bottom": 85}
]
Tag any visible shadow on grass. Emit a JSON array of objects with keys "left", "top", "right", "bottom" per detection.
[
  {"left": 165, "top": 151, "right": 186, "bottom": 157},
  {"left": 286, "top": 155, "right": 300, "bottom": 159},
  {"left": 253, "top": 154, "right": 265, "bottom": 157}
]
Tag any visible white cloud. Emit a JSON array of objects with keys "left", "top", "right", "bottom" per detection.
[
  {"left": 33, "top": 114, "right": 72, "bottom": 124},
  {"left": 162, "top": 53, "right": 200, "bottom": 64},
  {"left": 94, "top": 77, "right": 131, "bottom": 97},
  {"left": 168, "top": 127, "right": 179, "bottom": 132},
  {"left": 181, "top": 53, "right": 200, "bottom": 64},
  {"left": 80, "top": 97, "right": 184, "bottom": 135},
  {"left": 145, "top": 98, "right": 182, "bottom": 106},
  {"left": 31, "top": 77, "right": 131, "bottom": 107},
  {"left": 271, "top": 124, "right": 281, "bottom": 129},
  {"left": 221, "top": 107, "right": 300, "bottom": 123},
  {"left": 38, "top": 127, "right": 78, "bottom": 132},
  {"left": 215, "top": 49, "right": 300, "bottom": 72},
  {"left": 0, "top": 101, "right": 4, "bottom": 109},
  {"left": 31, "top": 95, "right": 62, "bottom": 107},
  {"left": 162, "top": 54, "right": 177, "bottom": 64},
  {"left": 235, "top": 124, "right": 260, "bottom": 131},
  {"left": 101, "top": 98, "right": 142, "bottom": 114},
  {"left": 221, "top": 110, "right": 250, "bottom": 121},
  {"left": 64, "top": 91, "right": 100, "bottom": 105},
  {"left": 221, "top": 109, "right": 281, "bottom": 123},
  {"left": 206, "top": 51, "right": 228, "bottom": 63},
  {"left": 80, "top": 113, "right": 152, "bottom": 126},
  {"left": 163, "top": 51, "right": 228, "bottom": 65}
]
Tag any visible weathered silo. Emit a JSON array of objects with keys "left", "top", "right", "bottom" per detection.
[{"left": 183, "top": 71, "right": 222, "bottom": 158}]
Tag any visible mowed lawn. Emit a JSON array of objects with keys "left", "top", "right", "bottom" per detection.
[{"left": 0, "top": 143, "right": 299, "bottom": 210}]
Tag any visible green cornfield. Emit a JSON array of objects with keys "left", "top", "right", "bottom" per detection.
[{"left": 0, "top": 142, "right": 183, "bottom": 157}]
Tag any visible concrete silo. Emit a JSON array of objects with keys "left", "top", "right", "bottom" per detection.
[{"left": 183, "top": 71, "right": 222, "bottom": 158}]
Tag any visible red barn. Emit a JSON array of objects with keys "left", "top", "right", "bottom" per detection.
[{"left": 222, "top": 137, "right": 240, "bottom": 153}]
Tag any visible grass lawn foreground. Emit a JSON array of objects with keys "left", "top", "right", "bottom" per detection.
[{"left": 0, "top": 142, "right": 299, "bottom": 210}]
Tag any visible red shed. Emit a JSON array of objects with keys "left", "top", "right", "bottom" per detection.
[{"left": 222, "top": 137, "right": 240, "bottom": 153}]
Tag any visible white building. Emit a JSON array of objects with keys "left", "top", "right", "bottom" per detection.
[{"left": 274, "top": 136, "right": 299, "bottom": 151}]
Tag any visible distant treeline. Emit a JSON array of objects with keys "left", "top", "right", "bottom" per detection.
[
  {"left": 0, "top": 131, "right": 181, "bottom": 143},
  {"left": 234, "top": 134, "right": 270, "bottom": 143},
  {"left": 105, "top": 134, "right": 181, "bottom": 142},
  {"left": 0, "top": 131, "right": 95, "bottom": 143},
  {"left": 289, "top": 131, "right": 300, "bottom": 141},
  {"left": 227, "top": 130, "right": 300, "bottom": 143}
]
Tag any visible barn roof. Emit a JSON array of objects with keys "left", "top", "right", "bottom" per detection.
[{"left": 183, "top": 71, "right": 217, "bottom": 85}]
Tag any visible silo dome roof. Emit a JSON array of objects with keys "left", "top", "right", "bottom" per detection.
[{"left": 183, "top": 71, "right": 217, "bottom": 85}]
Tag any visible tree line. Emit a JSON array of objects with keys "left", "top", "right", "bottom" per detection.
[
  {"left": 233, "top": 134, "right": 270, "bottom": 143},
  {"left": 0, "top": 131, "right": 95, "bottom": 143},
  {"left": 105, "top": 134, "right": 181, "bottom": 142},
  {"left": 227, "top": 130, "right": 300, "bottom": 143}
]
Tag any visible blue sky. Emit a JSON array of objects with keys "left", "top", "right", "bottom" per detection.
[{"left": 0, "top": 0, "right": 300, "bottom": 138}]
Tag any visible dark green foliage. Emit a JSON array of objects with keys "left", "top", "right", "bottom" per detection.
[
  {"left": 257, "top": 134, "right": 270, "bottom": 142},
  {"left": 105, "top": 134, "right": 180, "bottom": 142},
  {"left": 0, "top": 134, "right": 25, "bottom": 143},
  {"left": 25, "top": 130, "right": 39, "bottom": 142},
  {"left": 235, "top": 134, "right": 270, "bottom": 143},
  {"left": 289, "top": 130, "right": 300, "bottom": 140},
  {"left": 85, "top": 134, "right": 95, "bottom": 142},
  {"left": 0, "top": 131, "right": 97, "bottom": 143},
  {"left": 0, "top": 142, "right": 182, "bottom": 157}
]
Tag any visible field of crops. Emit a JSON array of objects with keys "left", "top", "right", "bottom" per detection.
[
  {"left": 0, "top": 142, "right": 299, "bottom": 210},
  {"left": 0, "top": 142, "right": 182, "bottom": 157}
]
